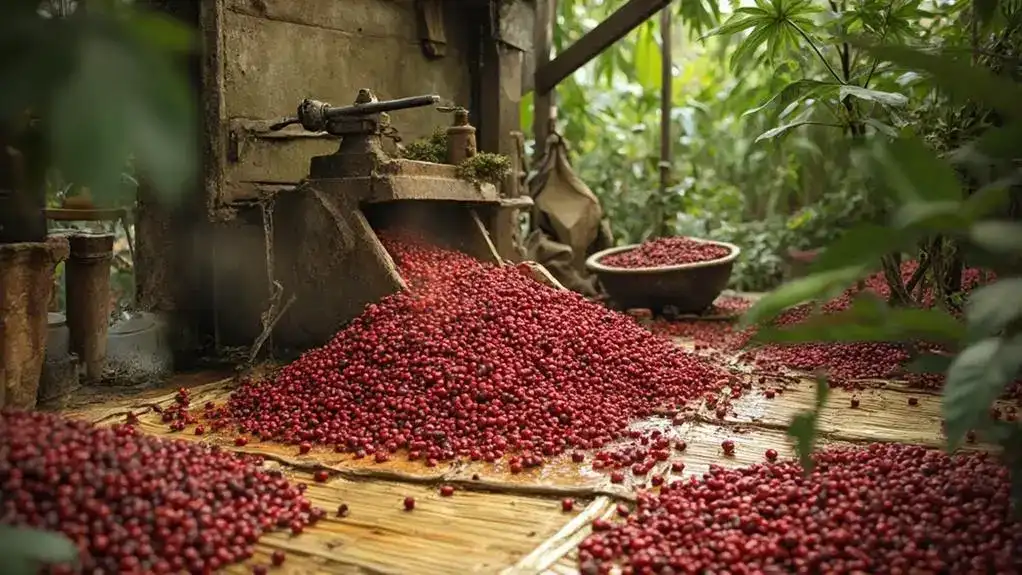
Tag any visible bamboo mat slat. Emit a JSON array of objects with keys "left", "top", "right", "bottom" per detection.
[
  {"left": 502, "top": 497, "right": 615, "bottom": 575},
  {"left": 219, "top": 469, "right": 576, "bottom": 574}
]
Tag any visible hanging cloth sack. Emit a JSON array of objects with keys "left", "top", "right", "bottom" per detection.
[{"left": 525, "top": 132, "right": 614, "bottom": 294}]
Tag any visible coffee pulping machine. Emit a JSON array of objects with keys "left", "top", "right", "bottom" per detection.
[{"left": 264, "top": 89, "right": 535, "bottom": 350}]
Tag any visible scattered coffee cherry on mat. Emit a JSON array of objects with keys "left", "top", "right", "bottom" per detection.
[
  {"left": 652, "top": 262, "right": 1022, "bottom": 398},
  {"left": 271, "top": 551, "right": 286, "bottom": 566},
  {"left": 234, "top": 435, "right": 248, "bottom": 446},
  {"left": 850, "top": 396, "right": 860, "bottom": 408},
  {"left": 671, "top": 461, "right": 684, "bottom": 473},
  {"left": 211, "top": 232, "right": 727, "bottom": 471},
  {"left": 591, "top": 518, "right": 612, "bottom": 532},
  {"left": 721, "top": 439, "right": 735, "bottom": 456},
  {"left": 764, "top": 389, "right": 775, "bottom": 399},
  {"left": 610, "top": 471, "right": 625, "bottom": 484},
  {"left": 337, "top": 503, "right": 350, "bottom": 517},
  {"left": 765, "top": 448, "right": 778, "bottom": 462},
  {"left": 403, "top": 496, "right": 416, "bottom": 511},
  {"left": 675, "top": 440, "right": 687, "bottom": 452},
  {"left": 561, "top": 498, "right": 575, "bottom": 512},
  {"left": 313, "top": 470, "right": 330, "bottom": 482},
  {"left": 439, "top": 485, "right": 455, "bottom": 497},
  {"left": 578, "top": 443, "right": 1022, "bottom": 573},
  {"left": 0, "top": 410, "right": 318, "bottom": 573},
  {"left": 599, "top": 236, "right": 731, "bottom": 268},
  {"left": 908, "top": 396, "right": 919, "bottom": 406}
]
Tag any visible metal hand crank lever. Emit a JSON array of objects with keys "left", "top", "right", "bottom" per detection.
[{"left": 269, "top": 91, "right": 441, "bottom": 133}]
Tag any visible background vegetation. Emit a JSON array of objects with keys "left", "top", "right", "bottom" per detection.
[
  {"left": 526, "top": 0, "right": 988, "bottom": 292},
  {"left": 535, "top": 0, "right": 1022, "bottom": 496}
]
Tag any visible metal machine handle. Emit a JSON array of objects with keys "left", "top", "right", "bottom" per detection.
[{"left": 269, "top": 94, "right": 442, "bottom": 132}]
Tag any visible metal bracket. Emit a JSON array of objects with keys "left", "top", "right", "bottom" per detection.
[{"left": 416, "top": 0, "right": 447, "bottom": 59}]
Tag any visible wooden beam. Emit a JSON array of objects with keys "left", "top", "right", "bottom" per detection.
[
  {"left": 534, "top": 0, "right": 672, "bottom": 96},
  {"left": 533, "top": 0, "right": 556, "bottom": 154}
]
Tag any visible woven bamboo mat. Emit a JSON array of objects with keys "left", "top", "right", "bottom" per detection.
[{"left": 56, "top": 309, "right": 1005, "bottom": 574}]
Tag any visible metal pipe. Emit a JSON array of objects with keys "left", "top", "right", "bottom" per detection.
[{"left": 323, "top": 94, "right": 442, "bottom": 119}]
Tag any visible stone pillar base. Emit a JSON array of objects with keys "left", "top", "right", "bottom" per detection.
[{"left": 0, "top": 236, "right": 70, "bottom": 409}]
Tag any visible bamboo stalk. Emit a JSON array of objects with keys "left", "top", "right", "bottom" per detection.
[{"left": 502, "top": 497, "right": 614, "bottom": 574}]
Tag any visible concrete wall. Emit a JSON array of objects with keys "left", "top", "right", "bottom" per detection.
[{"left": 214, "top": 0, "right": 476, "bottom": 203}]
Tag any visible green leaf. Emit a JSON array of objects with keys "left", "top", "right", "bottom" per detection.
[
  {"left": 126, "top": 11, "right": 197, "bottom": 54},
  {"left": 677, "top": 0, "right": 722, "bottom": 37},
  {"left": 809, "top": 224, "right": 909, "bottom": 274},
  {"left": 787, "top": 412, "right": 818, "bottom": 472},
  {"left": 633, "top": 21, "right": 662, "bottom": 90},
  {"left": 786, "top": 377, "right": 829, "bottom": 473},
  {"left": 870, "top": 136, "right": 963, "bottom": 203},
  {"left": 730, "top": 24, "right": 774, "bottom": 71},
  {"left": 838, "top": 85, "right": 908, "bottom": 107},
  {"left": 948, "top": 122, "right": 1022, "bottom": 165},
  {"left": 0, "top": 526, "right": 79, "bottom": 573},
  {"left": 943, "top": 335, "right": 1022, "bottom": 450},
  {"left": 906, "top": 352, "right": 954, "bottom": 374},
  {"left": 965, "top": 182, "right": 1014, "bottom": 220},
  {"left": 740, "top": 265, "right": 866, "bottom": 327},
  {"left": 864, "top": 45, "right": 1022, "bottom": 122},
  {"left": 864, "top": 117, "right": 899, "bottom": 137},
  {"left": 755, "top": 120, "right": 818, "bottom": 142},
  {"left": 812, "top": 375, "right": 831, "bottom": 409},
  {"left": 743, "top": 79, "right": 837, "bottom": 117},
  {"left": 519, "top": 91, "right": 534, "bottom": 132},
  {"left": 891, "top": 201, "right": 970, "bottom": 232},
  {"left": 973, "top": 0, "right": 1000, "bottom": 29},
  {"left": 754, "top": 303, "right": 965, "bottom": 346},
  {"left": 48, "top": 11, "right": 197, "bottom": 205},
  {"left": 969, "top": 221, "right": 1022, "bottom": 255},
  {"left": 704, "top": 10, "right": 765, "bottom": 39},
  {"left": 966, "top": 279, "right": 1022, "bottom": 340}
]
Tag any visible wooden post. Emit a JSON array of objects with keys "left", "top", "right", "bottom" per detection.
[
  {"left": 533, "top": 0, "right": 556, "bottom": 160},
  {"left": 658, "top": 4, "right": 672, "bottom": 205},
  {"left": 658, "top": 6, "right": 674, "bottom": 235}
]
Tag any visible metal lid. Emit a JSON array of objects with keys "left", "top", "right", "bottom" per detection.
[{"left": 109, "top": 312, "right": 158, "bottom": 336}]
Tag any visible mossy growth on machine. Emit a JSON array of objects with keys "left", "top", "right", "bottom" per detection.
[{"left": 401, "top": 129, "right": 512, "bottom": 185}]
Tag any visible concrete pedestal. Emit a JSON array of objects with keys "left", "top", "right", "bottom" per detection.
[{"left": 0, "top": 236, "right": 69, "bottom": 409}]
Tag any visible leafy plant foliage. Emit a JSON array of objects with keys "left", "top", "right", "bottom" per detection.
[
  {"left": 741, "top": 42, "right": 1022, "bottom": 494},
  {"left": 1, "top": 0, "right": 198, "bottom": 568}
]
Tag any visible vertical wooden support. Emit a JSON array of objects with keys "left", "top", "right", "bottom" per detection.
[
  {"left": 532, "top": 0, "right": 556, "bottom": 160},
  {"left": 479, "top": 1, "right": 529, "bottom": 260},
  {"left": 658, "top": 5, "right": 672, "bottom": 237}
]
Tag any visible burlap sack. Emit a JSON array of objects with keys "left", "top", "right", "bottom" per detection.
[
  {"left": 525, "top": 133, "right": 613, "bottom": 295},
  {"left": 524, "top": 229, "right": 599, "bottom": 297}
]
